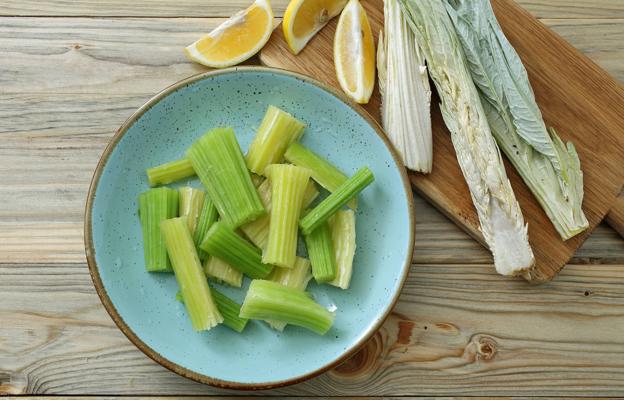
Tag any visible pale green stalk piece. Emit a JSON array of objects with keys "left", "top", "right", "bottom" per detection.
[
  {"left": 246, "top": 105, "right": 306, "bottom": 175},
  {"left": 160, "top": 217, "right": 222, "bottom": 331},
  {"left": 187, "top": 127, "right": 265, "bottom": 228},
  {"left": 176, "top": 288, "right": 248, "bottom": 332},
  {"left": 284, "top": 142, "right": 357, "bottom": 209},
  {"left": 240, "top": 280, "right": 335, "bottom": 335},
  {"left": 305, "top": 222, "right": 336, "bottom": 283},
  {"left": 138, "top": 187, "right": 179, "bottom": 272},
  {"left": 241, "top": 179, "right": 319, "bottom": 250},
  {"left": 203, "top": 256, "right": 243, "bottom": 287},
  {"left": 194, "top": 197, "right": 218, "bottom": 260},
  {"left": 445, "top": 0, "right": 588, "bottom": 241},
  {"left": 266, "top": 257, "right": 313, "bottom": 331},
  {"left": 200, "top": 221, "right": 274, "bottom": 279},
  {"left": 146, "top": 159, "right": 195, "bottom": 187},
  {"left": 178, "top": 187, "right": 205, "bottom": 237},
  {"left": 263, "top": 164, "right": 311, "bottom": 268},
  {"left": 328, "top": 210, "right": 356, "bottom": 289},
  {"left": 300, "top": 167, "right": 374, "bottom": 236},
  {"left": 377, "top": 0, "right": 432, "bottom": 173},
  {"left": 399, "top": 0, "right": 534, "bottom": 277}
]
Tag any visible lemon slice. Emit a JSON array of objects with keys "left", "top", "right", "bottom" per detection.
[
  {"left": 185, "top": 0, "right": 274, "bottom": 68},
  {"left": 283, "top": 0, "right": 348, "bottom": 54},
  {"left": 334, "top": 0, "right": 375, "bottom": 104}
]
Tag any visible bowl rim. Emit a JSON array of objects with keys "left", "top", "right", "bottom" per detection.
[{"left": 84, "top": 65, "right": 415, "bottom": 390}]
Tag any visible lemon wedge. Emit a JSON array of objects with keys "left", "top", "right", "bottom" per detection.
[
  {"left": 283, "top": 0, "right": 348, "bottom": 54},
  {"left": 334, "top": 0, "right": 375, "bottom": 104},
  {"left": 185, "top": 0, "right": 274, "bottom": 68}
]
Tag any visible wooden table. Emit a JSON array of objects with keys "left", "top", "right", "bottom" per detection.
[{"left": 1, "top": 0, "right": 623, "bottom": 397}]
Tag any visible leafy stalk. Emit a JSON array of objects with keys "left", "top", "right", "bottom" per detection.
[
  {"left": 178, "top": 187, "right": 205, "bottom": 237},
  {"left": 138, "top": 187, "right": 179, "bottom": 272},
  {"left": 445, "top": 0, "right": 588, "bottom": 240},
  {"left": 203, "top": 256, "right": 243, "bottom": 287},
  {"left": 193, "top": 197, "right": 219, "bottom": 260},
  {"left": 266, "top": 257, "right": 312, "bottom": 331},
  {"left": 146, "top": 159, "right": 195, "bottom": 187},
  {"left": 177, "top": 288, "right": 248, "bottom": 332},
  {"left": 328, "top": 210, "right": 356, "bottom": 289},
  {"left": 399, "top": 0, "right": 534, "bottom": 276}
]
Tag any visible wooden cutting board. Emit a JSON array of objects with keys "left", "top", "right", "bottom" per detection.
[{"left": 259, "top": 0, "right": 624, "bottom": 282}]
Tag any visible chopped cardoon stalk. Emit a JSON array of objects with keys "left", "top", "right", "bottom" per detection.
[
  {"left": 176, "top": 289, "right": 248, "bottom": 332},
  {"left": 200, "top": 221, "right": 273, "bottom": 279},
  {"left": 263, "top": 165, "right": 311, "bottom": 268},
  {"left": 146, "top": 158, "right": 195, "bottom": 187},
  {"left": 203, "top": 256, "right": 243, "bottom": 288},
  {"left": 300, "top": 167, "right": 374, "bottom": 235},
  {"left": 193, "top": 197, "right": 218, "bottom": 260},
  {"left": 399, "top": 0, "right": 535, "bottom": 276},
  {"left": 161, "top": 217, "right": 222, "bottom": 331},
  {"left": 187, "top": 127, "right": 265, "bottom": 227},
  {"left": 138, "top": 187, "right": 179, "bottom": 272},
  {"left": 377, "top": 0, "right": 432, "bottom": 172},
  {"left": 178, "top": 187, "right": 205, "bottom": 237},
  {"left": 240, "top": 280, "right": 335, "bottom": 335},
  {"left": 246, "top": 105, "right": 306, "bottom": 175},
  {"left": 328, "top": 210, "right": 356, "bottom": 289},
  {"left": 241, "top": 179, "right": 319, "bottom": 249},
  {"left": 305, "top": 222, "right": 336, "bottom": 283},
  {"left": 284, "top": 142, "right": 356, "bottom": 209},
  {"left": 266, "top": 257, "right": 312, "bottom": 331}
]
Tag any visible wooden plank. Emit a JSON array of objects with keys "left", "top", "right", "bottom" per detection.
[
  {"left": 1, "top": 0, "right": 623, "bottom": 18},
  {"left": 259, "top": 0, "right": 624, "bottom": 282},
  {"left": 1, "top": 262, "right": 623, "bottom": 396}
]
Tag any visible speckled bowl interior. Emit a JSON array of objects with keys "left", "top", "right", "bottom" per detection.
[{"left": 86, "top": 67, "right": 414, "bottom": 389}]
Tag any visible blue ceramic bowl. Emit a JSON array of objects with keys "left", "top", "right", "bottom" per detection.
[{"left": 85, "top": 67, "right": 414, "bottom": 389}]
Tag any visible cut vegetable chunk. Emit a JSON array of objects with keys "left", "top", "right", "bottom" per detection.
[
  {"left": 284, "top": 142, "right": 356, "bottom": 209},
  {"left": 176, "top": 288, "right": 248, "bottom": 332},
  {"left": 266, "top": 257, "right": 313, "bottom": 331},
  {"left": 146, "top": 159, "right": 195, "bottom": 187},
  {"left": 200, "top": 221, "right": 274, "bottom": 279},
  {"left": 187, "top": 127, "right": 265, "bottom": 227},
  {"left": 203, "top": 256, "right": 243, "bottom": 287},
  {"left": 328, "top": 210, "right": 356, "bottom": 289},
  {"left": 161, "top": 217, "right": 223, "bottom": 331},
  {"left": 240, "top": 280, "right": 335, "bottom": 335},
  {"left": 263, "top": 164, "right": 311, "bottom": 268},
  {"left": 246, "top": 105, "right": 306, "bottom": 175},
  {"left": 138, "top": 187, "right": 179, "bottom": 272},
  {"left": 178, "top": 187, "right": 205, "bottom": 237},
  {"left": 210, "top": 287, "right": 249, "bottom": 333},
  {"left": 300, "top": 167, "right": 374, "bottom": 235},
  {"left": 305, "top": 222, "right": 336, "bottom": 283},
  {"left": 242, "top": 178, "right": 319, "bottom": 250},
  {"left": 194, "top": 197, "right": 219, "bottom": 260}
]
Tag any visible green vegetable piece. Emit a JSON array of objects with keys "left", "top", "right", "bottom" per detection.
[
  {"left": 187, "top": 127, "right": 265, "bottom": 227},
  {"left": 240, "top": 280, "right": 335, "bottom": 335},
  {"left": 246, "top": 105, "right": 306, "bottom": 175},
  {"left": 146, "top": 158, "right": 195, "bottom": 187},
  {"left": 284, "top": 142, "right": 356, "bottom": 209},
  {"left": 263, "top": 164, "right": 311, "bottom": 268},
  {"left": 300, "top": 167, "right": 374, "bottom": 235},
  {"left": 200, "top": 221, "right": 273, "bottom": 279},
  {"left": 138, "top": 187, "right": 179, "bottom": 272},
  {"left": 305, "top": 222, "right": 336, "bottom": 283},
  {"left": 203, "top": 256, "right": 243, "bottom": 288},
  {"left": 176, "top": 288, "right": 248, "bottom": 333},
  {"left": 194, "top": 197, "right": 219, "bottom": 260},
  {"left": 328, "top": 210, "right": 356, "bottom": 289},
  {"left": 266, "top": 257, "right": 313, "bottom": 331},
  {"left": 161, "top": 217, "right": 222, "bottom": 331},
  {"left": 178, "top": 187, "right": 205, "bottom": 237}
]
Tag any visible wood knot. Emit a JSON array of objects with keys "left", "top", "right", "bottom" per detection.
[
  {"left": 397, "top": 320, "right": 415, "bottom": 345},
  {"left": 465, "top": 334, "right": 498, "bottom": 362},
  {"left": 72, "top": 43, "right": 82, "bottom": 50},
  {"left": 332, "top": 332, "right": 383, "bottom": 378}
]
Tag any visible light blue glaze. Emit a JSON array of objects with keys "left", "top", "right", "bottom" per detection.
[{"left": 90, "top": 68, "right": 412, "bottom": 386}]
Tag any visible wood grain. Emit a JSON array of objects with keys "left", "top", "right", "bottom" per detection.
[
  {"left": 1, "top": 0, "right": 623, "bottom": 18},
  {"left": 2, "top": 262, "right": 624, "bottom": 396},
  {"left": 260, "top": 0, "right": 624, "bottom": 281}
]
